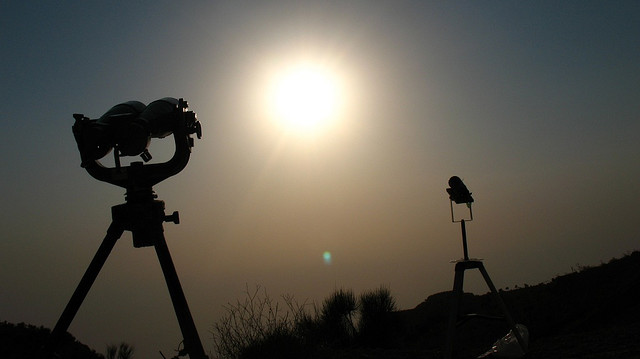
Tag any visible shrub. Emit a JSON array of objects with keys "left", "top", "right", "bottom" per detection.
[
  {"left": 211, "top": 286, "right": 398, "bottom": 359},
  {"left": 320, "top": 288, "right": 358, "bottom": 346},
  {"left": 211, "top": 285, "right": 311, "bottom": 359},
  {"left": 105, "top": 342, "right": 134, "bottom": 359},
  {"left": 357, "top": 286, "right": 398, "bottom": 347}
]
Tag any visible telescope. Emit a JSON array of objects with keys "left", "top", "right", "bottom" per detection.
[
  {"left": 72, "top": 97, "right": 202, "bottom": 192},
  {"left": 49, "top": 97, "right": 209, "bottom": 359},
  {"left": 446, "top": 176, "right": 474, "bottom": 205},
  {"left": 443, "top": 176, "right": 528, "bottom": 358}
]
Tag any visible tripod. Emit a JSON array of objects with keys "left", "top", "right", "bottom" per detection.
[
  {"left": 48, "top": 187, "right": 208, "bottom": 359},
  {"left": 443, "top": 203, "right": 526, "bottom": 359}
]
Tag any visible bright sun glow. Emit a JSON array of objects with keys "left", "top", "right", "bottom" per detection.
[{"left": 268, "top": 63, "right": 343, "bottom": 136}]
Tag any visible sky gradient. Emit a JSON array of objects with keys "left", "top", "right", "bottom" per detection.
[{"left": 1, "top": 1, "right": 639, "bottom": 357}]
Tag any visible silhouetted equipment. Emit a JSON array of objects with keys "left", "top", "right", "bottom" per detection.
[
  {"left": 443, "top": 177, "right": 527, "bottom": 359},
  {"left": 447, "top": 176, "right": 473, "bottom": 261},
  {"left": 72, "top": 97, "right": 202, "bottom": 189},
  {"left": 48, "top": 98, "right": 208, "bottom": 359},
  {"left": 446, "top": 176, "right": 474, "bottom": 205}
]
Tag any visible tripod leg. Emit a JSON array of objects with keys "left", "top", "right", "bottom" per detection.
[
  {"left": 155, "top": 235, "right": 208, "bottom": 359},
  {"left": 477, "top": 264, "right": 527, "bottom": 353},
  {"left": 444, "top": 264, "right": 466, "bottom": 359},
  {"left": 48, "top": 222, "right": 124, "bottom": 354}
]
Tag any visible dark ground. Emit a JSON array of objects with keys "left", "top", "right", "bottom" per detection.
[
  {"left": 3, "top": 251, "right": 639, "bottom": 358},
  {"left": 391, "top": 250, "right": 640, "bottom": 358},
  {"left": 0, "top": 322, "right": 103, "bottom": 359}
]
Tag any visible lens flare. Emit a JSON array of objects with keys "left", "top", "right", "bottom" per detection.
[{"left": 323, "top": 251, "right": 332, "bottom": 265}]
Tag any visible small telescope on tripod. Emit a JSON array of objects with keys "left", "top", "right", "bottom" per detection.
[
  {"left": 48, "top": 98, "right": 209, "bottom": 359},
  {"left": 446, "top": 176, "right": 474, "bottom": 260},
  {"left": 443, "top": 176, "right": 527, "bottom": 359}
]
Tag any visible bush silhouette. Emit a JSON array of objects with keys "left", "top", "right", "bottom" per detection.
[
  {"left": 105, "top": 342, "right": 134, "bottom": 359},
  {"left": 319, "top": 288, "right": 358, "bottom": 345},
  {"left": 211, "top": 286, "right": 399, "bottom": 359},
  {"left": 212, "top": 285, "right": 309, "bottom": 359},
  {"left": 0, "top": 321, "right": 103, "bottom": 359},
  {"left": 357, "top": 286, "right": 398, "bottom": 347},
  {"left": 238, "top": 329, "right": 304, "bottom": 359}
]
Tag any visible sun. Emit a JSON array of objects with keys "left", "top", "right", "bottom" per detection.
[{"left": 267, "top": 63, "right": 342, "bottom": 136}]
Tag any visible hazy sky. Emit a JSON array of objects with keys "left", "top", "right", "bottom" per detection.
[{"left": 1, "top": 1, "right": 639, "bottom": 357}]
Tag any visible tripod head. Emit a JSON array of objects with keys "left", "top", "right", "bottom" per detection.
[{"left": 72, "top": 97, "right": 202, "bottom": 194}]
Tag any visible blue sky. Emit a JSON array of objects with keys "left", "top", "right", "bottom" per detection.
[{"left": 1, "top": 1, "right": 639, "bottom": 357}]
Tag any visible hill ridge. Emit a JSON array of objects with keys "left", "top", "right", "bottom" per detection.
[{"left": 396, "top": 251, "right": 640, "bottom": 358}]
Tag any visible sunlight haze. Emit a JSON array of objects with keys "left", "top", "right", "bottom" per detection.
[
  {"left": 1, "top": 1, "right": 638, "bottom": 358},
  {"left": 268, "top": 62, "right": 343, "bottom": 135}
]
